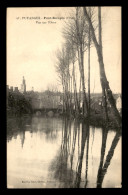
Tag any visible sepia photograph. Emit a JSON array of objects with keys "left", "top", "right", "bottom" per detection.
[{"left": 7, "top": 7, "right": 122, "bottom": 188}]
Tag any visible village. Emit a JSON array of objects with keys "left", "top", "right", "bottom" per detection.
[{"left": 7, "top": 76, "right": 122, "bottom": 119}]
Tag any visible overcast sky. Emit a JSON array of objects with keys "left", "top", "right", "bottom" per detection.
[{"left": 7, "top": 7, "right": 121, "bottom": 93}]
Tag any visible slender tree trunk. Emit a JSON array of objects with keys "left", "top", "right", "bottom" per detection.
[
  {"left": 83, "top": 7, "right": 121, "bottom": 127},
  {"left": 79, "top": 77, "right": 82, "bottom": 112},
  {"left": 64, "top": 78, "right": 68, "bottom": 113},
  {"left": 72, "top": 62, "right": 79, "bottom": 115},
  {"left": 62, "top": 78, "right": 65, "bottom": 113},
  {"left": 98, "top": 7, "right": 109, "bottom": 122},
  {"left": 70, "top": 75, "right": 73, "bottom": 114},
  {"left": 80, "top": 45, "right": 89, "bottom": 117},
  {"left": 88, "top": 8, "right": 91, "bottom": 117},
  {"left": 76, "top": 7, "right": 88, "bottom": 118},
  {"left": 68, "top": 71, "right": 72, "bottom": 115}
]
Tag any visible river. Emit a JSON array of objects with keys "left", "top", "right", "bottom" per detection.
[{"left": 7, "top": 116, "right": 121, "bottom": 188}]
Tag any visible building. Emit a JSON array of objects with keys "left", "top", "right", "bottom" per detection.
[
  {"left": 10, "top": 86, "right": 13, "bottom": 92},
  {"left": 28, "top": 91, "right": 62, "bottom": 110},
  {"left": 14, "top": 87, "right": 19, "bottom": 93},
  {"left": 89, "top": 93, "right": 122, "bottom": 114},
  {"left": 20, "top": 76, "right": 26, "bottom": 94}
]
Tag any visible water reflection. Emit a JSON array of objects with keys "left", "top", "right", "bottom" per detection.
[
  {"left": 97, "top": 127, "right": 109, "bottom": 188},
  {"left": 74, "top": 122, "right": 89, "bottom": 188},
  {"left": 49, "top": 119, "right": 121, "bottom": 188},
  {"left": 97, "top": 129, "right": 121, "bottom": 188},
  {"left": 7, "top": 117, "right": 32, "bottom": 145},
  {"left": 7, "top": 116, "right": 121, "bottom": 188}
]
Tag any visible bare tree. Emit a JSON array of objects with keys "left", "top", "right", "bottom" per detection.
[
  {"left": 62, "top": 7, "right": 91, "bottom": 118},
  {"left": 55, "top": 45, "right": 73, "bottom": 114},
  {"left": 83, "top": 7, "right": 121, "bottom": 127},
  {"left": 98, "top": 7, "right": 109, "bottom": 122}
]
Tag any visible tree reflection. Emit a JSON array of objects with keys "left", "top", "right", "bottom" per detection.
[
  {"left": 70, "top": 120, "right": 78, "bottom": 171},
  {"left": 49, "top": 118, "right": 90, "bottom": 188},
  {"left": 97, "top": 129, "right": 121, "bottom": 188},
  {"left": 85, "top": 122, "right": 90, "bottom": 188},
  {"left": 7, "top": 116, "right": 121, "bottom": 188},
  {"left": 96, "top": 127, "right": 108, "bottom": 187},
  {"left": 49, "top": 117, "right": 121, "bottom": 188},
  {"left": 49, "top": 118, "right": 74, "bottom": 187},
  {"left": 74, "top": 122, "right": 89, "bottom": 188},
  {"left": 7, "top": 116, "right": 32, "bottom": 145}
]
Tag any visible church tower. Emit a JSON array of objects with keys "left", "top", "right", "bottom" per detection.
[{"left": 21, "top": 76, "right": 26, "bottom": 93}]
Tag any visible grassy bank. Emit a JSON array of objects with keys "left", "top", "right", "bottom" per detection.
[
  {"left": 60, "top": 111, "right": 121, "bottom": 130},
  {"left": 7, "top": 108, "right": 121, "bottom": 130},
  {"left": 89, "top": 113, "right": 121, "bottom": 129}
]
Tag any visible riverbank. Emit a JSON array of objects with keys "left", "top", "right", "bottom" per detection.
[
  {"left": 7, "top": 108, "right": 121, "bottom": 130},
  {"left": 61, "top": 111, "right": 121, "bottom": 130},
  {"left": 89, "top": 113, "right": 121, "bottom": 130}
]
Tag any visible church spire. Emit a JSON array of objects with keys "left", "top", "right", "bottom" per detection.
[{"left": 21, "top": 76, "right": 26, "bottom": 93}]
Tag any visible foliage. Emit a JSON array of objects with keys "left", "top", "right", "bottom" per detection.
[{"left": 7, "top": 91, "right": 32, "bottom": 116}]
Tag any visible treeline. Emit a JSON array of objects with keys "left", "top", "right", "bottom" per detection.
[
  {"left": 7, "top": 91, "right": 32, "bottom": 117},
  {"left": 55, "top": 7, "right": 121, "bottom": 127}
]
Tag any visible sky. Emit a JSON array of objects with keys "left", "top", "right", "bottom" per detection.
[{"left": 7, "top": 7, "right": 121, "bottom": 93}]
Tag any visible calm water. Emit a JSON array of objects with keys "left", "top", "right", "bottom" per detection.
[{"left": 7, "top": 116, "right": 121, "bottom": 188}]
